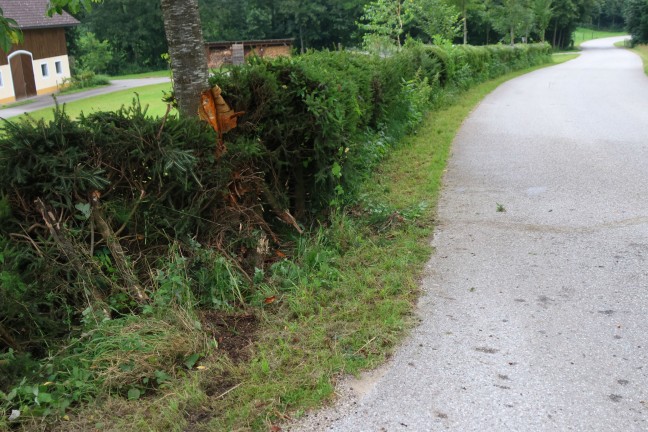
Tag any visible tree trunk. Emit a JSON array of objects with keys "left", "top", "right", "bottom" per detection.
[
  {"left": 160, "top": 0, "right": 209, "bottom": 116},
  {"left": 463, "top": 5, "right": 468, "bottom": 44},
  {"left": 552, "top": 20, "right": 558, "bottom": 47},
  {"left": 510, "top": 26, "right": 515, "bottom": 45}
]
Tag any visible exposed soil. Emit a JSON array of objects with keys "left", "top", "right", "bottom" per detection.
[
  {"left": 182, "top": 312, "right": 259, "bottom": 431},
  {"left": 199, "top": 311, "right": 258, "bottom": 363}
]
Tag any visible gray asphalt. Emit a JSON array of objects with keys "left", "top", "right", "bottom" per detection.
[
  {"left": 0, "top": 77, "right": 170, "bottom": 119},
  {"left": 293, "top": 36, "right": 648, "bottom": 431}
]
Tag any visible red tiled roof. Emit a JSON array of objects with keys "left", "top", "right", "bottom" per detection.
[{"left": 0, "top": 0, "right": 79, "bottom": 29}]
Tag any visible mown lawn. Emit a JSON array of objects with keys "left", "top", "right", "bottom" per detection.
[{"left": 11, "top": 82, "right": 172, "bottom": 123}]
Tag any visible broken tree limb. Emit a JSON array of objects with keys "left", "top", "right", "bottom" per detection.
[
  {"left": 261, "top": 185, "right": 303, "bottom": 234},
  {"left": 35, "top": 198, "right": 107, "bottom": 306},
  {"left": 90, "top": 191, "right": 149, "bottom": 304}
]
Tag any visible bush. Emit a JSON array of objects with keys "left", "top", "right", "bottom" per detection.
[
  {"left": 625, "top": 0, "right": 648, "bottom": 44},
  {"left": 75, "top": 32, "right": 113, "bottom": 74},
  {"left": 61, "top": 70, "right": 110, "bottom": 92},
  {"left": 211, "top": 43, "right": 551, "bottom": 215}
]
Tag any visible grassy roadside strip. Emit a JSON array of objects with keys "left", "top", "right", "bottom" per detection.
[
  {"left": 613, "top": 41, "right": 648, "bottom": 76},
  {"left": 573, "top": 27, "right": 626, "bottom": 47},
  {"left": 10, "top": 54, "right": 576, "bottom": 432},
  {"left": 631, "top": 44, "right": 648, "bottom": 75}
]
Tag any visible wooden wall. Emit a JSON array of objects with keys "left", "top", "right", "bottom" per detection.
[{"left": 0, "top": 28, "right": 68, "bottom": 65}]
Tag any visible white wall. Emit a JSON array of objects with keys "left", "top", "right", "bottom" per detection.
[
  {"left": 33, "top": 54, "right": 72, "bottom": 95},
  {"left": 0, "top": 64, "right": 15, "bottom": 103}
]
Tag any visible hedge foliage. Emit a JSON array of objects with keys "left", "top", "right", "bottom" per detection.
[
  {"left": 0, "top": 42, "right": 550, "bottom": 418},
  {"left": 211, "top": 42, "right": 551, "bottom": 215}
]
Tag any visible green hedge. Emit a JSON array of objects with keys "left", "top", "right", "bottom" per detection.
[
  {"left": 211, "top": 42, "right": 551, "bottom": 216},
  {"left": 0, "top": 42, "right": 551, "bottom": 414}
]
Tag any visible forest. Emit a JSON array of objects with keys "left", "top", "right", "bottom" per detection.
[{"left": 66, "top": 0, "right": 632, "bottom": 75}]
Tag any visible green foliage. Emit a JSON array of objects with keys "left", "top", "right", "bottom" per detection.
[
  {"left": 75, "top": 31, "right": 113, "bottom": 74},
  {"left": 625, "top": 0, "right": 648, "bottom": 44},
  {"left": 0, "top": 309, "right": 205, "bottom": 419},
  {"left": 358, "top": 0, "right": 408, "bottom": 51},
  {"left": 0, "top": 7, "right": 22, "bottom": 53},
  {"left": 61, "top": 70, "right": 110, "bottom": 92},
  {"left": 199, "top": 0, "right": 367, "bottom": 50},
  {"left": 0, "top": 39, "right": 551, "bottom": 426},
  {"left": 69, "top": 0, "right": 168, "bottom": 75}
]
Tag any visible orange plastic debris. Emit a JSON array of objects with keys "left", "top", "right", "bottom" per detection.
[{"left": 198, "top": 85, "right": 244, "bottom": 158}]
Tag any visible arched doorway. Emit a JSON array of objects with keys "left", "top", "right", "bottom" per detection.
[{"left": 8, "top": 51, "right": 37, "bottom": 100}]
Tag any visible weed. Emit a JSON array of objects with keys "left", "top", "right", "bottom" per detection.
[{"left": 497, "top": 203, "right": 507, "bottom": 213}]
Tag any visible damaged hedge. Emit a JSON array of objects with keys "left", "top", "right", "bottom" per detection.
[{"left": 0, "top": 42, "right": 551, "bottom": 423}]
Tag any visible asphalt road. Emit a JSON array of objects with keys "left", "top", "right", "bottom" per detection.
[
  {"left": 0, "top": 77, "right": 170, "bottom": 119},
  {"left": 293, "top": 36, "right": 648, "bottom": 431}
]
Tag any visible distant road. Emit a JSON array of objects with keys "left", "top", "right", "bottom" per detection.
[
  {"left": 0, "top": 77, "right": 170, "bottom": 119},
  {"left": 294, "top": 36, "right": 648, "bottom": 431}
]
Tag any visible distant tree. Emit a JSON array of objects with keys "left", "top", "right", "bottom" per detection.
[
  {"left": 448, "top": 0, "right": 480, "bottom": 44},
  {"left": 358, "top": 0, "right": 407, "bottom": 51},
  {"left": 533, "top": 0, "right": 554, "bottom": 42},
  {"left": 76, "top": 0, "right": 167, "bottom": 74},
  {"left": 493, "top": 0, "right": 532, "bottom": 44},
  {"left": 625, "top": 0, "right": 648, "bottom": 43},
  {"left": 278, "top": 0, "right": 327, "bottom": 53},
  {"left": 408, "top": 0, "right": 461, "bottom": 42},
  {"left": 76, "top": 31, "right": 113, "bottom": 73}
]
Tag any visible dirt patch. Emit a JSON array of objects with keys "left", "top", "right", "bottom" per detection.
[
  {"left": 183, "top": 408, "right": 213, "bottom": 432},
  {"left": 199, "top": 311, "right": 258, "bottom": 363}
]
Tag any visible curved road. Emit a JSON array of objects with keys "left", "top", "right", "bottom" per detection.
[
  {"left": 295, "top": 36, "right": 648, "bottom": 431},
  {"left": 0, "top": 77, "right": 170, "bottom": 119}
]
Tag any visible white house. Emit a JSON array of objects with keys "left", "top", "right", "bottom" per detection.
[{"left": 0, "top": 0, "right": 79, "bottom": 104}]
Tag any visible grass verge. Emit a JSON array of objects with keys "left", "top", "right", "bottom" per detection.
[
  {"left": 614, "top": 41, "right": 648, "bottom": 76},
  {"left": 573, "top": 26, "right": 626, "bottom": 47},
  {"left": 0, "top": 99, "right": 35, "bottom": 110},
  {"left": 631, "top": 44, "right": 648, "bottom": 76}
]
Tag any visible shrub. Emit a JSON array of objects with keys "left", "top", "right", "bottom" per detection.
[{"left": 61, "top": 71, "right": 110, "bottom": 92}]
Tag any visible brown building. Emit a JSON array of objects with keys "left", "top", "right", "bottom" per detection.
[
  {"left": 0, "top": 0, "right": 78, "bottom": 103},
  {"left": 205, "top": 39, "right": 293, "bottom": 69}
]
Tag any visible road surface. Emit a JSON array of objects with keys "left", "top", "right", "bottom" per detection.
[
  {"left": 0, "top": 77, "right": 170, "bottom": 119},
  {"left": 293, "top": 36, "right": 648, "bottom": 431}
]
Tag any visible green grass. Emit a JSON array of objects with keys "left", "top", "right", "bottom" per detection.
[
  {"left": 110, "top": 69, "right": 171, "bottom": 80},
  {"left": 0, "top": 99, "right": 35, "bottom": 110},
  {"left": 11, "top": 83, "right": 172, "bottom": 122},
  {"left": 614, "top": 41, "right": 648, "bottom": 75},
  {"left": 631, "top": 44, "right": 648, "bottom": 76},
  {"left": 573, "top": 26, "right": 626, "bottom": 47},
  {"left": 8, "top": 54, "right": 574, "bottom": 432}
]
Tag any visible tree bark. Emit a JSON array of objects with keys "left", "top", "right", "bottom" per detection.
[
  {"left": 160, "top": 0, "right": 210, "bottom": 116},
  {"left": 463, "top": 5, "right": 468, "bottom": 44}
]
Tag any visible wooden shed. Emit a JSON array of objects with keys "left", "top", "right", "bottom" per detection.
[
  {"left": 0, "top": 0, "right": 79, "bottom": 104},
  {"left": 205, "top": 39, "right": 293, "bottom": 69}
]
